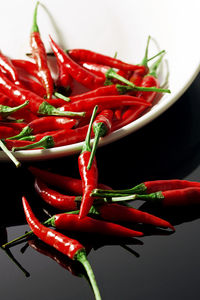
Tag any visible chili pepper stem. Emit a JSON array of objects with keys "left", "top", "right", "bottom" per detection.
[
  {"left": 141, "top": 35, "right": 151, "bottom": 67},
  {"left": 38, "top": 101, "right": 85, "bottom": 117},
  {"left": 75, "top": 249, "right": 102, "bottom": 300},
  {"left": 0, "top": 140, "right": 21, "bottom": 167},
  {"left": 12, "top": 135, "right": 54, "bottom": 151},
  {"left": 8, "top": 126, "right": 32, "bottom": 140},
  {"left": 105, "top": 69, "right": 170, "bottom": 93},
  {"left": 54, "top": 92, "right": 70, "bottom": 102},
  {"left": 31, "top": 1, "right": 39, "bottom": 33},
  {"left": 82, "top": 105, "right": 98, "bottom": 154},
  {"left": 87, "top": 123, "right": 101, "bottom": 170},
  {"left": 147, "top": 50, "right": 166, "bottom": 63},
  {"left": 0, "top": 101, "right": 29, "bottom": 118}
]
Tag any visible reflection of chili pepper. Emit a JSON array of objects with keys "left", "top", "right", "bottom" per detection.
[
  {"left": 49, "top": 35, "right": 105, "bottom": 89},
  {"left": 30, "top": 2, "right": 53, "bottom": 99},
  {"left": 95, "top": 203, "right": 174, "bottom": 230},
  {"left": 9, "top": 116, "right": 78, "bottom": 140},
  {"left": 22, "top": 196, "right": 102, "bottom": 300},
  {"left": 87, "top": 109, "right": 113, "bottom": 169},
  {"left": 46, "top": 213, "right": 143, "bottom": 237},
  {"left": 135, "top": 187, "right": 200, "bottom": 207},
  {"left": 68, "top": 48, "right": 147, "bottom": 73},
  {"left": 78, "top": 106, "right": 98, "bottom": 219},
  {"left": 28, "top": 238, "right": 87, "bottom": 277},
  {"left": 34, "top": 178, "right": 79, "bottom": 211},
  {"left": 0, "top": 70, "right": 84, "bottom": 117}
]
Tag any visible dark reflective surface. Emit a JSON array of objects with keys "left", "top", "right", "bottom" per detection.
[{"left": 1, "top": 73, "right": 200, "bottom": 300}]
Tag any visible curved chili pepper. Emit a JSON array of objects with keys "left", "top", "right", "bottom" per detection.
[
  {"left": 11, "top": 59, "right": 41, "bottom": 82},
  {"left": 34, "top": 178, "right": 79, "bottom": 210},
  {"left": 0, "top": 70, "right": 85, "bottom": 117},
  {"left": 0, "top": 126, "right": 19, "bottom": 139},
  {"left": 0, "top": 101, "right": 29, "bottom": 119},
  {"left": 18, "top": 75, "right": 46, "bottom": 98},
  {"left": 46, "top": 84, "right": 134, "bottom": 107},
  {"left": 29, "top": 166, "right": 111, "bottom": 195},
  {"left": 78, "top": 106, "right": 98, "bottom": 219},
  {"left": 95, "top": 203, "right": 174, "bottom": 230},
  {"left": 9, "top": 116, "right": 78, "bottom": 140},
  {"left": 46, "top": 213, "right": 143, "bottom": 237},
  {"left": 111, "top": 54, "right": 164, "bottom": 132},
  {"left": 49, "top": 35, "right": 105, "bottom": 89},
  {"left": 22, "top": 196, "right": 102, "bottom": 300},
  {"left": 68, "top": 48, "right": 147, "bottom": 73},
  {"left": 87, "top": 109, "right": 113, "bottom": 169},
  {"left": 0, "top": 51, "right": 22, "bottom": 86},
  {"left": 60, "top": 95, "right": 151, "bottom": 116},
  {"left": 131, "top": 187, "right": 200, "bottom": 207},
  {"left": 30, "top": 2, "right": 53, "bottom": 99},
  {"left": 11, "top": 125, "right": 90, "bottom": 151}
]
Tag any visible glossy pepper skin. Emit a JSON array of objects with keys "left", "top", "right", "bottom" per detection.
[
  {"left": 49, "top": 35, "right": 105, "bottom": 89},
  {"left": 0, "top": 51, "right": 22, "bottom": 86},
  {"left": 96, "top": 203, "right": 174, "bottom": 230},
  {"left": 47, "top": 213, "right": 143, "bottom": 237},
  {"left": 29, "top": 166, "right": 111, "bottom": 195},
  {"left": 34, "top": 178, "right": 79, "bottom": 211},
  {"left": 30, "top": 2, "right": 53, "bottom": 99},
  {"left": 68, "top": 48, "right": 147, "bottom": 73},
  {"left": 22, "top": 196, "right": 102, "bottom": 300},
  {"left": 78, "top": 106, "right": 99, "bottom": 219}
]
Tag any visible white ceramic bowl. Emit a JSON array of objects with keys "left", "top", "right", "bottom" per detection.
[{"left": 0, "top": 0, "right": 200, "bottom": 161}]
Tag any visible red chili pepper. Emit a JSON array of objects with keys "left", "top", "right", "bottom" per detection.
[
  {"left": 29, "top": 166, "right": 111, "bottom": 195},
  {"left": 0, "top": 126, "right": 19, "bottom": 139},
  {"left": 0, "top": 101, "right": 29, "bottom": 119},
  {"left": 60, "top": 95, "right": 151, "bottom": 116},
  {"left": 78, "top": 106, "right": 99, "bottom": 219},
  {"left": 46, "top": 213, "right": 143, "bottom": 237},
  {"left": 18, "top": 74, "right": 46, "bottom": 98},
  {"left": 0, "top": 121, "right": 26, "bottom": 131},
  {"left": 111, "top": 54, "right": 164, "bottom": 132},
  {"left": 87, "top": 109, "right": 113, "bottom": 169},
  {"left": 11, "top": 125, "right": 90, "bottom": 151},
  {"left": 80, "top": 62, "right": 110, "bottom": 78},
  {"left": 68, "top": 48, "right": 147, "bottom": 73},
  {"left": 3, "top": 139, "right": 38, "bottom": 151},
  {"left": 9, "top": 116, "right": 78, "bottom": 140},
  {"left": 22, "top": 196, "right": 102, "bottom": 300},
  {"left": 49, "top": 35, "right": 105, "bottom": 89},
  {"left": 0, "top": 70, "right": 85, "bottom": 117},
  {"left": 95, "top": 203, "right": 174, "bottom": 230},
  {"left": 30, "top": 2, "right": 53, "bottom": 99},
  {"left": 133, "top": 187, "right": 200, "bottom": 207},
  {"left": 0, "top": 51, "right": 22, "bottom": 86},
  {"left": 34, "top": 178, "right": 79, "bottom": 211},
  {"left": 11, "top": 59, "right": 41, "bottom": 82}
]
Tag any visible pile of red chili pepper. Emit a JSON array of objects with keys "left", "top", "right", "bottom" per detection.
[{"left": 0, "top": 1, "right": 170, "bottom": 166}]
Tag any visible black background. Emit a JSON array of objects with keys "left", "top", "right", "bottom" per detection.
[{"left": 1, "top": 72, "right": 200, "bottom": 300}]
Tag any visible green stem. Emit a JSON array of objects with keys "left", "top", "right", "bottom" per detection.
[
  {"left": 38, "top": 101, "right": 85, "bottom": 118},
  {"left": 148, "top": 53, "right": 165, "bottom": 78},
  {"left": 8, "top": 126, "right": 32, "bottom": 140},
  {"left": 0, "top": 140, "right": 21, "bottom": 167},
  {"left": 12, "top": 135, "right": 54, "bottom": 151},
  {"left": 0, "top": 101, "right": 29, "bottom": 118},
  {"left": 75, "top": 249, "right": 102, "bottom": 300},
  {"left": 141, "top": 35, "right": 151, "bottom": 67},
  {"left": 91, "top": 183, "right": 148, "bottom": 197},
  {"left": 82, "top": 105, "right": 98, "bottom": 154},
  {"left": 31, "top": 1, "right": 39, "bottom": 33},
  {"left": 87, "top": 122, "right": 107, "bottom": 170},
  {"left": 106, "top": 69, "right": 170, "bottom": 93},
  {"left": 147, "top": 50, "right": 166, "bottom": 63},
  {"left": 54, "top": 92, "right": 70, "bottom": 102}
]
